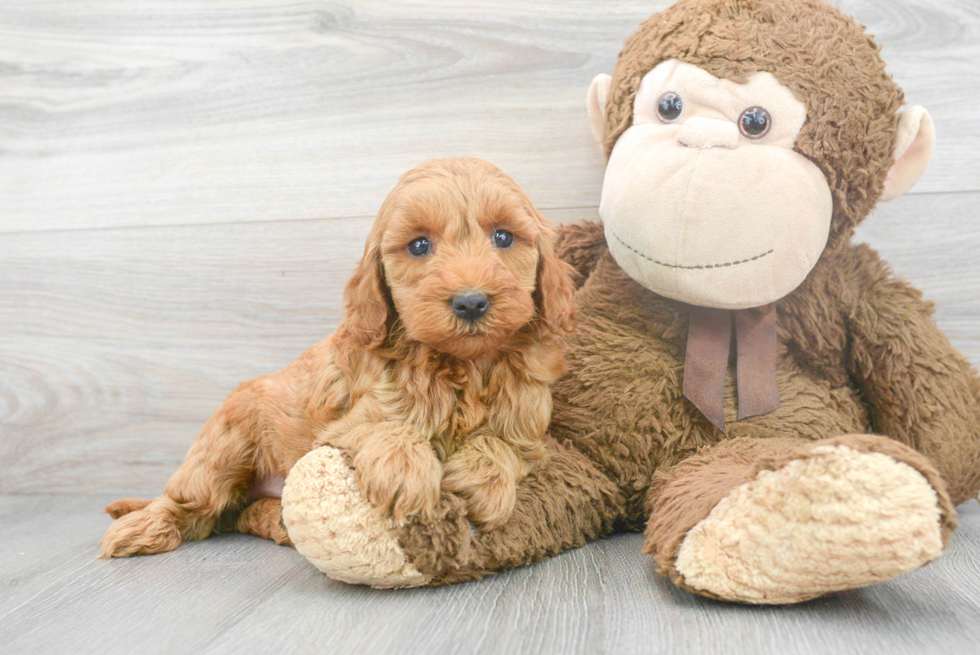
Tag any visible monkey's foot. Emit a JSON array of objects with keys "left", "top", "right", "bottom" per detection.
[
  {"left": 281, "top": 446, "right": 433, "bottom": 588},
  {"left": 660, "top": 440, "right": 953, "bottom": 604}
]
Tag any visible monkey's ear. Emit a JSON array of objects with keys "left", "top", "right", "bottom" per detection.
[
  {"left": 880, "top": 106, "right": 935, "bottom": 203},
  {"left": 587, "top": 74, "right": 612, "bottom": 143}
]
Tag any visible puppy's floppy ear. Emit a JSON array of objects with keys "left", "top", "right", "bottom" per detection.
[
  {"left": 337, "top": 227, "right": 390, "bottom": 349},
  {"left": 532, "top": 209, "right": 577, "bottom": 335}
]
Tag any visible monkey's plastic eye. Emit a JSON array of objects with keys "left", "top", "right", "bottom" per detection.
[
  {"left": 739, "top": 106, "right": 771, "bottom": 138},
  {"left": 407, "top": 236, "right": 431, "bottom": 257},
  {"left": 492, "top": 229, "right": 514, "bottom": 249},
  {"left": 656, "top": 92, "right": 683, "bottom": 123}
]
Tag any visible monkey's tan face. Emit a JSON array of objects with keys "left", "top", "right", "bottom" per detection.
[{"left": 596, "top": 60, "right": 833, "bottom": 309}]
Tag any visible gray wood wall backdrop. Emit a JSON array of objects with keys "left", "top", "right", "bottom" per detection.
[{"left": 1, "top": 0, "right": 979, "bottom": 496}]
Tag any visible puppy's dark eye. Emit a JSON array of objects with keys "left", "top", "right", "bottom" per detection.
[
  {"left": 492, "top": 229, "right": 514, "bottom": 249},
  {"left": 407, "top": 236, "right": 431, "bottom": 257},
  {"left": 657, "top": 92, "right": 683, "bottom": 123},
  {"left": 739, "top": 106, "right": 771, "bottom": 138}
]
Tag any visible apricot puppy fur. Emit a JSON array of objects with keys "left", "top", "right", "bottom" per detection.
[{"left": 99, "top": 157, "right": 576, "bottom": 557}]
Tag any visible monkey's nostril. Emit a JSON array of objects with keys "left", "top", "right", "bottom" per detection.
[{"left": 451, "top": 292, "right": 490, "bottom": 322}]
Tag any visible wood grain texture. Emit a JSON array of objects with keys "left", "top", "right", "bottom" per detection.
[
  {"left": 0, "top": 0, "right": 977, "bottom": 235},
  {"left": 4, "top": 192, "right": 980, "bottom": 494},
  {"left": 1, "top": 0, "right": 979, "bottom": 493},
  {"left": 0, "top": 209, "right": 597, "bottom": 494},
  {"left": 2, "top": 494, "right": 980, "bottom": 655}
]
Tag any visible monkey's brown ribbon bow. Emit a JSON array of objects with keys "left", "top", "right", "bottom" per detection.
[{"left": 682, "top": 303, "right": 780, "bottom": 432}]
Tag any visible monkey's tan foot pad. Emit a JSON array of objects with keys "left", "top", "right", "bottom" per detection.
[
  {"left": 673, "top": 444, "right": 945, "bottom": 604},
  {"left": 282, "top": 446, "right": 433, "bottom": 589}
]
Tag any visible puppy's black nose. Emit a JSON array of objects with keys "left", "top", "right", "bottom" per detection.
[{"left": 451, "top": 292, "right": 490, "bottom": 322}]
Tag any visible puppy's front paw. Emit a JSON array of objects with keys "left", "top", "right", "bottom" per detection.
[
  {"left": 353, "top": 438, "right": 442, "bottom": 522},
  {"left": 441, "top": 461, "right": 517, "bottom": 532}
]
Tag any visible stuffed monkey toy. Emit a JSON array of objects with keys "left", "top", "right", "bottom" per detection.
[{"left": 282, "top": 0, "right": 980, "bottom": 603}]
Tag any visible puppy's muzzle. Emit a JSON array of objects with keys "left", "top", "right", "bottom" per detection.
[{"left": 451, "top": 291, "right": 490, "bottom": 322}]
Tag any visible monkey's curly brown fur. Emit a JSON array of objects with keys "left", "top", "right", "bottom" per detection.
[{"left": 381, "top": 0, "right": 980, "bottom": 601}]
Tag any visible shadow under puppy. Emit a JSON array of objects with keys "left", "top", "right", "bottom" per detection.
[{"left": 99, "top": 156, "right": 577, "bottom": 557}]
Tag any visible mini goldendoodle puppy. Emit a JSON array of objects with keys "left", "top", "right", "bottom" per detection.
[{"left": 99, "top": 157, "right": 577, "bottom": 557}]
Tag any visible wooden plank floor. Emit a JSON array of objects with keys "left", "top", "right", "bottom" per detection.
[
  {"left": 2, "top": 495, "right": 980, "bottom": 655},
  {"left": 2, "top": 0, "right": 980, "bottom": 652}
]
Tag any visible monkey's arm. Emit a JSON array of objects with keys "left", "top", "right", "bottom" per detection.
[
  {"left": 843, "top": 243, "right": 980, "bottom": 504},
  {"left": 555, "top": 220, "right": 607, "bottom": 287},
  {"left": 397, "top": 436, "right": 625, "bottom": 585}
]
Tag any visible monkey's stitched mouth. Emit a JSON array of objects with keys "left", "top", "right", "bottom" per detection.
[{"left": 611, "top": 231, "right": 773, "bottom": 270}]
